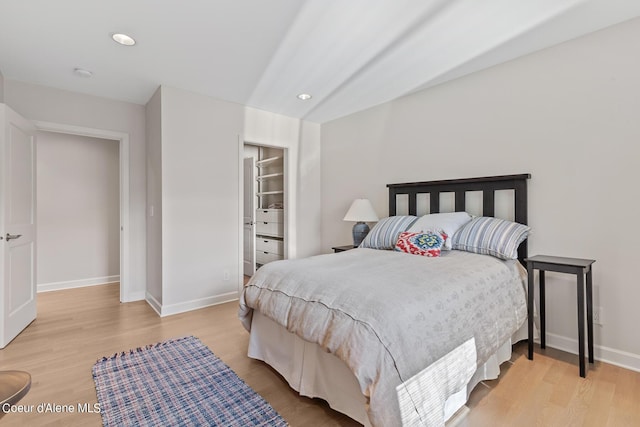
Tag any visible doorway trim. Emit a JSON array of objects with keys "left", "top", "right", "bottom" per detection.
[
  {"left": 237, "top": 137, "right": 292, "bottom": 295},
  {"left": 33, "top": 121, "right": 131, "bottom": 302}
]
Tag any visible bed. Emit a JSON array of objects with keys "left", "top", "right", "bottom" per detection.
[{"left": 239, "top": 174, "right": 531, "bottom": 427}]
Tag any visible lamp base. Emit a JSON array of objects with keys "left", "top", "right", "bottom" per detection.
[{"left": 352, "top": 222, "right": 370, "bottom": 247}]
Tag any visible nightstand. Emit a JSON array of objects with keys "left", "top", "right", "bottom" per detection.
[
  {"left": 525, "top": 255, "right": 596, "bottom": 377},
  {"left": 332, "top": 245, "right": 356, "bottom": 253}
]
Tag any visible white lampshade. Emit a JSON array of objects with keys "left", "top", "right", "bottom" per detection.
[{"left": 343, "top": 199, "right": 379, "bottom": 222}]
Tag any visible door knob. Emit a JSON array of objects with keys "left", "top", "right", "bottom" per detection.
[{"left": 5, "top": 233, "right": 22, "bottom": 241}]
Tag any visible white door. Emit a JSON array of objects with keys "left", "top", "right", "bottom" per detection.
[
  {"left": 0, "top": 104, "right": 37, "bottom": 348},
  {"left": 243, "top": 157, "right": 256, "bottom": 277}
]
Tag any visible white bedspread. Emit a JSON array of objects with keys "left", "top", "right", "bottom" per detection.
[{"left": 239, "top": 248, "right": 527, "bottom": 426}]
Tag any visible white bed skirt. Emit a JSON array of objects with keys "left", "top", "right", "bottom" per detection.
[{"left": 248, "top": 311, "right": 528, "bottom": 426}]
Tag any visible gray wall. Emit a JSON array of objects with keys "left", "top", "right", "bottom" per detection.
[{"left": 320, "top": 17, "right": 640, "bottom": 369}]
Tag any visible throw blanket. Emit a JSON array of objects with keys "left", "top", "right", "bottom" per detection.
[{"left": 239, "top": 248, "right": 527, "bottom": 427}]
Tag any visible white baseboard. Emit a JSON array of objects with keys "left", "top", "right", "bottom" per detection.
[
  {"left": 145, "top": 291, "right": 238, "bottom": 317},
  {"left": 145, "top": 292, "right": 162, "bottom": 316},
  {"left": 38, "top": 275, "right": 120, "bottom": 293},
  {"left": 543, "top": 332, "right": 640, "bottom": 373}
]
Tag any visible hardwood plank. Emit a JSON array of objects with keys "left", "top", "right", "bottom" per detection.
[{"left": 1, "top": 283, "right": 639, "bottom": 426}]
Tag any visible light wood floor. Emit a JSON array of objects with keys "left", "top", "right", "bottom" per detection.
[{"left": 1, "top": 283, "right": 639, "bottom": 426}]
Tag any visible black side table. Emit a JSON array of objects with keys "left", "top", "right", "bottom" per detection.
[
  {"left": 525, "top": 255, "right": 596, "bottom": 377},
  {"left": 332, "top": 245, "right": 356, "bottom": 253}
]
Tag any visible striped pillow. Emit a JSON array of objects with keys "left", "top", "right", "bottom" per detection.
[
  {"left": 451, "top": 216, "right": 530, "bottom": 260},
  {"left": 359, "top": 216, "right": 417, "bottom": 250}
]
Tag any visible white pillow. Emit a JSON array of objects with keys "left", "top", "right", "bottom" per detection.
[{"left": 408, "top": 212, "right": 472, "bottom": 250}]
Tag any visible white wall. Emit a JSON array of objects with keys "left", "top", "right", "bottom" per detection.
[
  {"left": 37, "top": 132, "right": 119, "bottom": 291},
  {"left": 4, "top": 80, "right": 322, "bottom": 315},
  {"left": 145, "top": 88, "right": 163, "bottom": 304},
  {"left": 157, "top": 86, "right": 245, "bottom": 313},
  {"left": 243, "top": 107, "right": 322, "bottom": 259},
  {"left": 146, "top": 87, "right": 322, "bottom": 316},
  {"left": 5, "top": 80, "right": 146, "bottom": 301},
  {"left": 320, "top": 17, "right": 640, "bottom": 371}
]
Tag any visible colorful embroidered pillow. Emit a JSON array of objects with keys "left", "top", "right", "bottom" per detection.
[
  {"left": 394, "top": 230, "right": 447, "bottom": 257},
  {"left": 359, "top": 215, "right": 418, "bottom": 250}
]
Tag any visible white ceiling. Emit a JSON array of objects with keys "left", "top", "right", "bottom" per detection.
[{"left": 1, "top": 0, "right": 639, "bottom": 123}]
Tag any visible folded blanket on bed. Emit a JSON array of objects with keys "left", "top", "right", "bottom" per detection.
[{"left": 239, "top": 248, "right": 527, "bottom": 427}]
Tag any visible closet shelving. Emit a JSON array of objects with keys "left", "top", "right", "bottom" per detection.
[
  {"left": 255, "top": 151, "right": 284, "bottom": 268},
  {"left": 256, "top": 172, "right": 284, "bottom": 181},
  {"left": 255, "top": 156, "right": 281, "bottom": 167},
  {"left": 255, "top": 155, "right": 284, "bottom": 203}
]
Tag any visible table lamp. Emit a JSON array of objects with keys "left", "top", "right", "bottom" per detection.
[{"left": 343, "top": 199, "right": 378, "bottom": 247}]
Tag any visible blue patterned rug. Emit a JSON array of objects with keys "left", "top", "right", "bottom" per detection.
[{"left": 93, "top": 336, "right": 288, "bottom": 426}]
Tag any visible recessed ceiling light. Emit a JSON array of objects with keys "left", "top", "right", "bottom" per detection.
[
  {"left": 73, "top": 68, "right": 93, "bottom": 78},
  {"left": 111, "top": 33, "right": 136, "bottom": 46},
  {"left": 297, "top": 93, "right": 312, "bottom": 101}
]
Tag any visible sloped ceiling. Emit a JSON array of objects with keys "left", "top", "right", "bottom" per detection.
[{"left": 1, "top": 0, "right": 639, "bottom": 123}]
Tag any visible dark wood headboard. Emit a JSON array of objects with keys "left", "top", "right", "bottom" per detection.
[{"left": 387, "top": 174, "right": 531, "bottom": 262}]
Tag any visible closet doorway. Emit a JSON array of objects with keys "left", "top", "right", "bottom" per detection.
[
  {"left": 34, "top": 122, "right": 131, "bottom": 302},
  {"left": 243, "top": 143, "right": 287, "bottom": 281}
]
